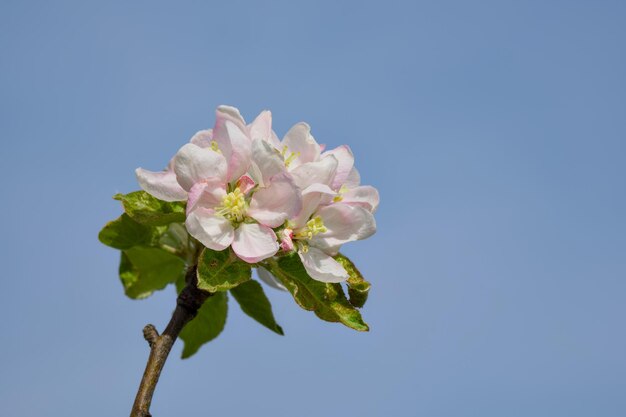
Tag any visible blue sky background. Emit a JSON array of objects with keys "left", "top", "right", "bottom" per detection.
[{"left": 1, "top": 1, "right": 625, "bottom": 416}]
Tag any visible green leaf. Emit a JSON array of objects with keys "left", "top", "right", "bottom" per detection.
[
  {"left": 267, "top": 253, "right": 369, "bottom": 332},
  {"left": 334, "top": 253, "right": 371, "bottom": 308},
  {"left": 196, "top": 248, "right": 251, "bottom": 292},
  {"left": 179, "top": 291, "right": 228, "bottom": 358},
  {"left": 114, "top": 191, "right": 186, "bottom": 226},
  {"left": 230, "top": 280, "right": 283, "bottom": 335},
  {"left": 118, "top": 246, "right": 186, "bottom": 299},
  {"left": 98, "top": 214, "right": 153, "bottom": 249}
]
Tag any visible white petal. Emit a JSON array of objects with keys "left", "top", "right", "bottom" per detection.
[
  {"left": 290, "top": 155, "right": 338, "bottom": 189},
  {"left": 248, "top": 110, "right": 274, "bottom": 142},
  {"left": 135, "top": 168, "right": 188, "bottom": 202},
  {"left": 269, "top": 130, "right": 282, "bottom": 149},
  {"left": 232, "top": 223, "right": 279, "bottom": 263},
  {"left": 323, "top": 145, "right": 354, "bottom": 190},
  {"left": 217, "top": 105, "right": 246, "bottom": 124},
  {"left": 256, "top": 266, "right": 286, "bottom": 291},
  {"left": 299, "top": 247, "right": 348, "bottom": 283},
  {"left": 225, "top": 120, "right": 252, "bottom": 181},
  {"left": 282, "top": 122, "right": 321, "bottom": 167},
  {"left": 212, "top": 110, "right": 234, "bottom": 160},
  {"left": 292, "top": 183, "right": 335, "bottom": 229},
  {"left": 173, "top": 143, "right": 227, "bottom": 191},
  {"left": 213, "top": 106, "right": 251, "bottom": 182},
  {"left": 189, "top": 129, "right": 213, "bottom": 147},
  {"left": 311, "top": 203, "right": 376, "bottom": 250},
  {"left": 186, "top": 180, "right": 227, "bottom": 214},
  {"left": 250, "top": 139, "right": 285, "bottom": 187},
  {"left": 248, "top": 173, "right": 302, "bottom": 228},
  {"left": 344, "top": 167, "right": 361, "bottom": 188},
  {"left": 342, "top": 185, "right": 380, "bottom": 213},
  {"left": 185, "top": 208, "right": 234, "bottom": 251},
  {"left": 303, "top": 182, "right": 336, "bottom": 196}
]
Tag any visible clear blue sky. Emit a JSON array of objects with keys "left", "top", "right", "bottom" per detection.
[{"left": 1, "top": 1, "right": 625, "bottom": 416}]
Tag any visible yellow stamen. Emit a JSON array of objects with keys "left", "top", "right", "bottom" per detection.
[
  {"left": 333, "top": 185, "right": 349, "bottom": 203},
  {"left": 210, "top": 140, "right": 221, "bottom": 153},
  {"left": 280, "top": 145, "right": 300, "bottom": 167},
  {"left": 215, "top": 188, "right": 247, "bottom": 222},
  {"left": 294, "top": 216, "right": 327, "bottom": 240}
]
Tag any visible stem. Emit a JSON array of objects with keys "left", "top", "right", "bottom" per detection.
[{"left": 130, "top": 266, "right": 212, "bottom": 417}]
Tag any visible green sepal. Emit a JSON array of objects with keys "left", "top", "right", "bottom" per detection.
[
  {"left": 267, "top": 253, "right": 369, "bottom": 332},
  {"left": 196, "top": 248, "right": 251, "bottom": 292},
  {"left": 334, "top": 253, "right": 371, "bottom": 308},
  {"left": 179, "top": 291, "right": 228, "bottom": 358},
  {"left": 230, "top": 280, "right": 283, "bottom": 335},
  {"left": 118, "top": 246, "right": 186, "bottom": 299},
  {"left": 114, "top": 191, "right": 186, "bottom": 226},
  {"left": 98, "top": 213, "right": 153, "bottom": 249}
]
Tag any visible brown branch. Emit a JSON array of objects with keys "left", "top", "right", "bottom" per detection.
[{"left": 130, "top": 266, "right": 212, "bottom": 417}]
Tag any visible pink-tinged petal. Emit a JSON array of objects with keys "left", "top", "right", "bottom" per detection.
[
  {"left": 212, "top": 109, "right": 238, "bottom": 159},
  {"left": 173, "top": 143, "right": 227, "bottom": 191},
  {"left": 344, "top": 167, "right": 361, "bottom": 188},
  {"left": 282, "top": 122, "right": 321, "bottom": 167},
  {"left": 248, "top": 110, "right": 274, "bottom": 143},
  {"left": 232, "top": 223, "right": 279, "bottom": 263},
  {"left": 290, "top": 155, "right": 338, "bottom": 189},
  {"left": 311, "top": 203, "right": 376, "bottom": 251},
  {"left": 217, "top": 105, "right": 246, "bottom": 124},
  {"left": 322, "top": 145, "right": 354, "bottom": 190},
  {"left": 185, "top": 208, "right": 234, "bottom": 251},
  {"left": 292, "top": 183, "right": 335, "bottom": 229},
  {"left": 189, "top": 129, "right": 213, "bottom": 148},
  {"left": 236, "top": 175, "right": 256, "bottom": 194},
  {"left": 341, "top": 185, "right": 380, "bottom": 213},
  {"left": 250, "top": 139, "right": 285, "bottom": 187},
  {"left": 225, "top": 121, "right": 252, "bottom": 181},
  {"left": 135, "top": 167, "right": 188, "bottom": 202},
  {"left": 257, "top": 267, "right": 286, "bottom": 291},
  {"left": 186, "top": 179, "right": 227, "bottom": 214},
  {"left": 248, "top": 173, "right": 302, "bottom": 228},
  {"left": 213, "top": 106, "right": 252, "bottom": 182},
  {"left": 280, "top": 229, "right": 294, "bottom": 251},
  {"left": 299, "top": 247, "right": 349, "bottom": 283}
]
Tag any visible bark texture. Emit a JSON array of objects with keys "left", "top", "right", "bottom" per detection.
[{"left": 130, "top": 266, "right": 211, "bottom": 417}]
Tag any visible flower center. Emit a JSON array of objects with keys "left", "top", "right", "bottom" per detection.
[
  {"left": 216, "top": 188, "right": 247, "bottom": 222},
  {"left": 293, "top": 216, "right": 327, "bottom": 240},
  {"left": 280, "top": 145, "right": 300, "bottom": 167}
]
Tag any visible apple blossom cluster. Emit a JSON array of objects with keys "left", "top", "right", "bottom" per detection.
[{"left": 135, "top": 106, "right": 379, "bottom": 283}]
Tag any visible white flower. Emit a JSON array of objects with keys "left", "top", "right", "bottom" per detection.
[{"left": 135, "top": 105, "right": 378, "bottom": 279}]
